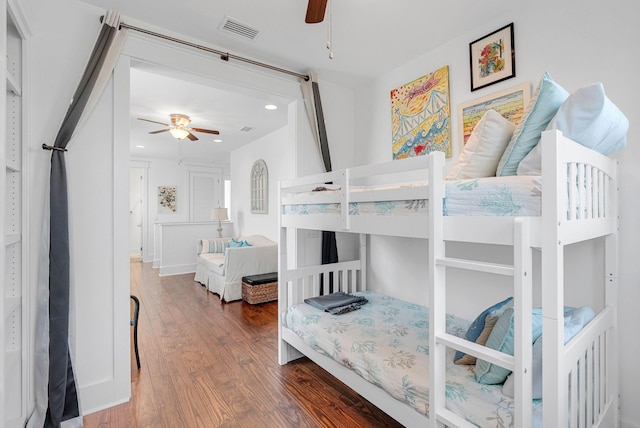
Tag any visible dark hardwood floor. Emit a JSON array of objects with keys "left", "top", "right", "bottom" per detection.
[{"left": 83, "top": 261, "right": 403, "bottom": 427}]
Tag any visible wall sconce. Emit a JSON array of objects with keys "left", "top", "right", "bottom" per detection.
[{"left": 211, "top": 207, "right": 229, "bottom": 238}]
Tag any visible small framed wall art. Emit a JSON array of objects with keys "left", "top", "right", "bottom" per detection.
[
  {"left": 157, "top": 186, "right": 177, "bottom": 213},
  {"left": 469, "top": 23, "right": 515, "bottom": 92}
]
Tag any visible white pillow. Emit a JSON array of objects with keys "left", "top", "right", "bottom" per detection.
[
  {"left": 517, "top": 82, "right": 629, "bottom": 175},
  {"left": 515, "top": 139, "right": 542, "bottom": 175},
  {"left": 446, "top": 110, "right": 515, "bottom": 179}
]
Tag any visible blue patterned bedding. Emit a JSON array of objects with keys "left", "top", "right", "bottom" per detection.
[
  {"left": 282, "top": 176, "right": 542, "bottom": 217},
  {"left": 284, "top": 291, "right": 543, "bottom": 427}
]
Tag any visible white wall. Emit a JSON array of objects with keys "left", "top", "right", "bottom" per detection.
[
  {"left": 354, "top": 2, "right": 640, "bottom": 426},
  {"left": 131, "top": 157, "right": 224, "bottom": 262},
  {"left": 230, "top": 126, "right": 291, "bottom": 242},
  {"left": 231, "top": 81, "right": 358, "bottom": 264}
]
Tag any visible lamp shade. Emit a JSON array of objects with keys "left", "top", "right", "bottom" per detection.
[
  {"left": 169, "top": 127, "right": 190, "bottom": 140},
  {"left": 211, "top": 207, "right": 228, "bottom": 221}
]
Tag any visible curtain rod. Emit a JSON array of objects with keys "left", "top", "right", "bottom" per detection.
[{"left": 109, "top": 18, "right": 310, "bottom": 81}]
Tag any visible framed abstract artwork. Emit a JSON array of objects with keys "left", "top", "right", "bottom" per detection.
[
  {"left": 458, "top": 82, "right": 530, "bottom": 148},
  {"left": 391, "top": 65, "right": 452, "bottom": 160},
  {"left": 158, "top": 186, "right": 177, "bottom": 213},
  {"left": 469, "top": 23, "right": 515, "bottom": 91}
]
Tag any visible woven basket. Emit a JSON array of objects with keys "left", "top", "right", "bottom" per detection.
[{"left": 242, "top": 280, "right": 278, "bottom": 304}]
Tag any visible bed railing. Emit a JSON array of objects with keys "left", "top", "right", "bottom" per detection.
[
  {"left": 540, "top": 129, "right": 619, "bottom": 428},
  {"left": 564, "top": 306, "right": 616, "bottom": 428},
  {"left": 280, "top": 260, "right": 363, "bottom": 304},
  {"left": 542, "top": 129, "right": 618, "bottom": 245},
  {"left": 279, "top": 154, "right": 438, "bottom": 236}
]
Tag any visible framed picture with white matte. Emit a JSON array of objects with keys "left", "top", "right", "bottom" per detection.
[
  {"left": 469, "top": 23, "right": 515, "bottom": 91},
  {"left": 458, "top": 83, "right": 530, "bottom": 148}
]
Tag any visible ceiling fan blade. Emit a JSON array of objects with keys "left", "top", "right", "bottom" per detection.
[
  {"left": 149, "top": 129, "right": 170, "bottom": 134},
  {"left": 186, "top": 132, "right": 199, "bottom": 141},
  {"left": 305, "top": 0, "right": 327, "bottom": 23},
  {"left": 138, "top": 117, "right": 169, "bottom": 126},
  {"left": 191, "top": 127, "right": 220, "bottom": 135}
]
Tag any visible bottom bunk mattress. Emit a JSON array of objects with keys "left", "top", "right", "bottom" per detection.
[{"left": 283, "top": 290, "right": 543, "bottom": 427}]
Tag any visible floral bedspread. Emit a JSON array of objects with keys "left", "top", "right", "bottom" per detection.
[
  {"left": 282, "top": 175, "right": 542, "bottom": 217},
  {"left": 284, "top": 290, "right": 543, "bottom": 427}
]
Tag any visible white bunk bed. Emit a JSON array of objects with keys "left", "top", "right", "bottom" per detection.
[{"left": 277, "top": 129, "right": 619, "bottom": 428}]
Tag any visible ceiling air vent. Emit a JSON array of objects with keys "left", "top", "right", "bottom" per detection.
[
  {"left": 240, "top": 126, "right": 254, "bottom": 132},
  {"left": 219, "top": 16, "right": 261, "bottom": 41}
]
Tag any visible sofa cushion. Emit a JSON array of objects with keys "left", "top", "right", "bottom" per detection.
[{"left": 198, "top": 253, "right": 225, "bottom": 275}]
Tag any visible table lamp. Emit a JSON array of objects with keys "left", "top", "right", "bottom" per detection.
[{"left": 211, "top": 207, "right": 228, "bottom": 238}]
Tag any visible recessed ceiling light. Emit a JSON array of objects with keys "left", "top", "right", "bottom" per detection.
[
  {"left": 136, "top": 145, "right": 145, "bottom": 148},
  {"left": 214, "top": 139, "right": 223, "bottom": 143},
  {"left": 264, "top": 104, "right": 278, "bottom": 110}
]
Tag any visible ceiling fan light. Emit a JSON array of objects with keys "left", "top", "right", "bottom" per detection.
[{"left": 169, "top": 128, "right": 190, "bottom": 140}]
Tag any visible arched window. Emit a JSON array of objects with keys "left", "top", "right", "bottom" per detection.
[{"left": 251, "top": 159, "right": 268, "bottom": 214}]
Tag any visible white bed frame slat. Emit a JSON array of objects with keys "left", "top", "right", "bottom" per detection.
[{"left": 278, "top": 129, "right": 618, "bottom": 428}]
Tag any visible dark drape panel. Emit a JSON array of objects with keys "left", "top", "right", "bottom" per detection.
[
  {"left": 311, "top": 79, "right": 338, "bottom": 292},
  {"left": 28, "top": 11, "right": 125, "bottom": 428}
]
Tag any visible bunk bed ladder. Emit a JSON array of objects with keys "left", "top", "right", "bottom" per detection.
[{"left": 429, "top": 216, "right": 533, "bottom": 427}]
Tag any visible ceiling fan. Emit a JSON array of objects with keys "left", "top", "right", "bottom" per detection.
[
  {"left": 137, "top": 114, "right": 220, "bottom": 141},
  {"left": 305, "top": 0, "right": 328, "bottom": 23}
]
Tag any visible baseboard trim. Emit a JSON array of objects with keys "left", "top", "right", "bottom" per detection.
[{"left": 158, "top": 263, "right": 196, "bottom": 276}]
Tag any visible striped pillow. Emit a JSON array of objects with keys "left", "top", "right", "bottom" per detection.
[{"left": 199, "top": 238, "right": 228, "bottom": 254}]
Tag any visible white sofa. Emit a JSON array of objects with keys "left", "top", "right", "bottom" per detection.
[{"left": 194, "top": 234, "right": 277, "bottom": 302}]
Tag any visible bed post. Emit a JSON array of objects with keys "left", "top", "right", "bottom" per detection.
[
  {"left": 541, "top": 130, "right": 567, "bottom": 427},
  {"left": 428, "top": 150, "right": 446, "bottom": 427},
  {"left": 605, "top": 159, "right": 619, "bottom": 428},
  {"left": 278, "top": 212, "right": 289, "bottom": 365},
  {"left": 513, "top": 218, "right": 533, "bottom": 428},
  {"left": 360, "top": 234, "right": 367, "bottom": 291}
]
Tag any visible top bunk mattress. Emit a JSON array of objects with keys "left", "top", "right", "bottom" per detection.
[
  {"left": 282, "top": 175, "right": 542, "bottom": 217},
  {"left": 283, "top": 291, "right": 543, "bottom": 426}
]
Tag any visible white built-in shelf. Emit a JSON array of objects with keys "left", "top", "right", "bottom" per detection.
[{"left": 6, "top": 72, "right": 20, "bottom": 96}]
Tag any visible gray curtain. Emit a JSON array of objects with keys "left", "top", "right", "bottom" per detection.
[
  {"left": 28, "top": 11, "right": 126, "bottom": 428},
  {"left": 301, "top": 72, "right": 338, "bottom": 291}
]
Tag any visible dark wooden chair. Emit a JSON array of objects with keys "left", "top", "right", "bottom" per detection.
[{"left": 130, "top": 295, "right": 141, "bottom": 369}]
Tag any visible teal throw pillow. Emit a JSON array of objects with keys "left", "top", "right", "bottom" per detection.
[
  {"left": 497, "top": 72, "right": 569, "bottom": 176},
  {"left": 475, "top": 307, "right": 543, "bottom": 385},
  {"left": 453, "top": 296, "right": 512, "bottom": 363}
]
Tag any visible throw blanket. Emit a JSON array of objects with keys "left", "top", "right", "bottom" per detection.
[{"left": 304, "top": 292, "right": 369, "bottom": 315}]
